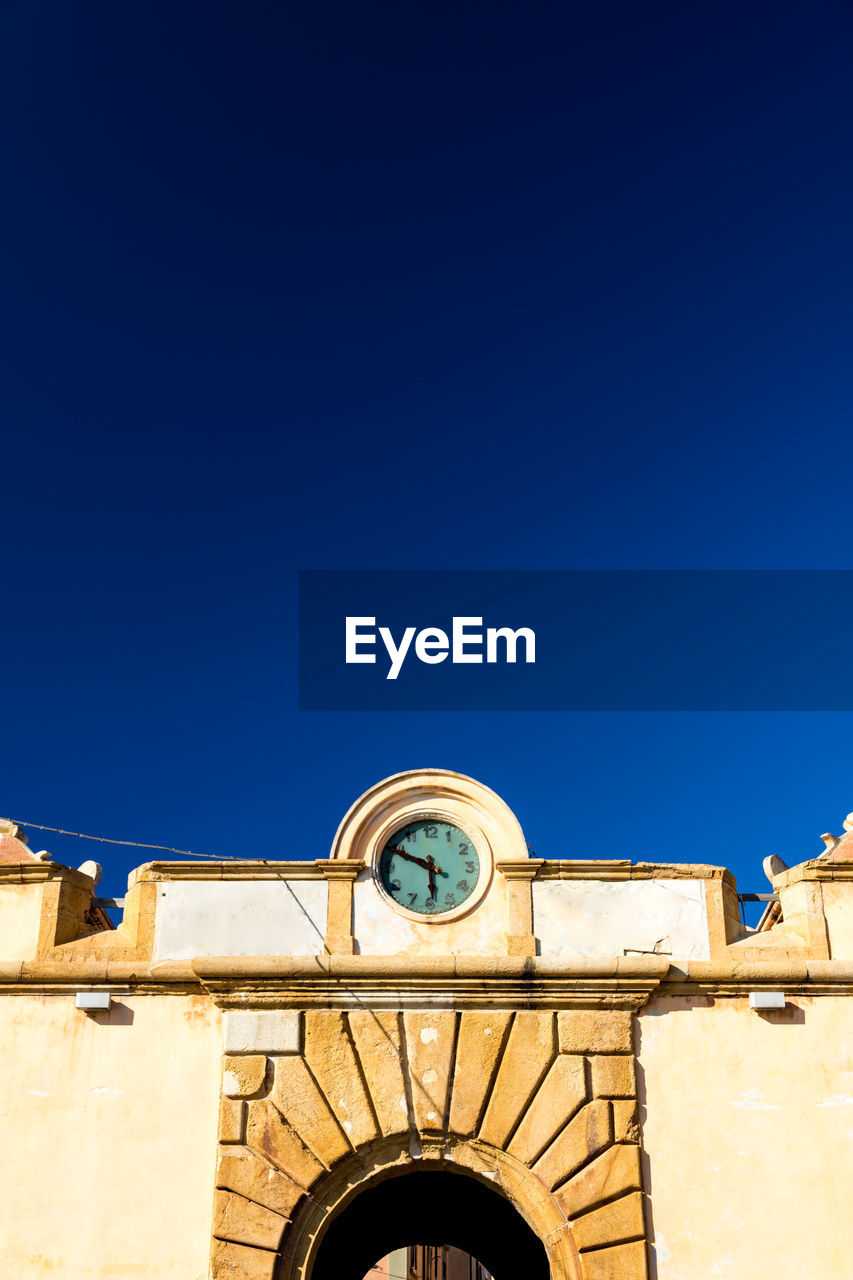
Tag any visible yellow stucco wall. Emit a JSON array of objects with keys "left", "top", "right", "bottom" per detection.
[
  {"left": 638, "top": 994, "right": 853, "bottom": 1279},
  {"left": 821, "top": 881, "right": 853, "bottom": 959},
  {"left": 0, "top": 883, "right": 42, "bottom": 959},
  {"left": 0, "top": 992, "right": 221, "bottom": 1279}
]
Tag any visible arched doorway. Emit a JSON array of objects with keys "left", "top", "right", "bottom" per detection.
[{"left": 310, "top": 1168, "right": 550, "bottom": 1280}]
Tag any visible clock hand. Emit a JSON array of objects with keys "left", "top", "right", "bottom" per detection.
[
  {"left": 387, "top": 845, "right": 430, "bottom": 871},
  {"left": 387, "top": 846, "right": 444, "bottom": 899}
]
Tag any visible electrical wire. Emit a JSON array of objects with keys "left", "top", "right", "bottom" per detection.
[{"left": 12, "top": 819, "right": 246, "bottom": 861}]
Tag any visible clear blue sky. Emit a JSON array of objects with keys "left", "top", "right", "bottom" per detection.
[{"left": 2, "top": 2, "right": 853, "bottom": 910}]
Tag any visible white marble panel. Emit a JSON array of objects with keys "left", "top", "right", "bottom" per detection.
[
  {"left": 152, "top": 879, "right": 327, "bottom": 959},
  {"left": 533, "top": 878, "right": 709, "bottom": 961}
]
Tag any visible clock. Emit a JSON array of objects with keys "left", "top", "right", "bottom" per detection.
[{"left": 378, "top": 818, "right": 482, "bottom": 918}]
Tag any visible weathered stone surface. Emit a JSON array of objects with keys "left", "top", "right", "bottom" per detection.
[
  {"left": 445, "top": 1139, "right": 501, "bottom": 1180},
  {"left": 216, "top": 1149, "right": 305, "bottom": 1217},
  {"left": 479, "top": 1011, "right": 555, "bottom": 1149},
  {"left": 213, "top": 1189, "right": 288, "bottom": 1250},
  {"left": 507, "top": 1054, "right": 586, "bottom": 1165},
  {"left": 533, "top": 1099, "right": 612, "bottom": 1190},
  {"left": 348, "top": 1009, "right": 410, "bottom": 1137},
  {"left": 246, "top": 1099, "right": 325, "bottom": 1189},
  {"left": 591, "top": 1054, "right": 636, "bottom": 1099},
  {"left": 558, "top": 1010, "right": 633, "bottom": 1054},
  {"left": 403, "top": 1010, "right": 457, "bottom": 1132},
  {"left": 219, "top": 1096, "right": 246, "bottom": 1143},
  {"left": 612, "top": 1099, "right": 640, "bottom": 1144},
  {"left": 448, "top": 1011, "right": 512, "bottom": 1136},
  {"left": 223, "top": 1054, "right": 268, "bottom": 1099},
  {"left": 572, "top": 1190, "right": 645, "bottom": 1251},
  {"left": 211, "top": 1238, "right": 278, "bottom": 1280},
  {"left": 224, "top": 1010, "right": 300, "bottom": 1055},
  {"left": 555, "top": 1142, "right": 642, "bottom": 1218},
  {"left": 304, "top": 1011, "right": 378, "bottom": 1148},
  {"left": 579, "top": 1238, "right": 648, "bottom": 1280},
  {"left": 271, "top": 1056, "right": 350, "bottom": 1166}
]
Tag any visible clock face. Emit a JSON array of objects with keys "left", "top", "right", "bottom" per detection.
[{"left": 378, "top": 819, "right": 481, "bottom": 917}]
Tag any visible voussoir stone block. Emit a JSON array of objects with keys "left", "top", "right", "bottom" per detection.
[
  {"left": 572, "top": 1190, "right": 645, "bottom": 1252},
  {"left": 223, "top": 1010, "right": 300, "bottom": 1055},
  {"left": 555, "top": 1142, "right": 642, "bottom": 1218},
  {"left": 219, "top": 1096, "right": 246, "bottom": 1144},
  {"left": 216, "top": 1150, "right": 305, "bottom": 1218},
  {"left": 211, "top": 1238, "right": 278, "bottom": 1280},
  {"left": 591, "top": 1054, "right": 636, "bottom": 1099},
  {"left": 213, "top": 1189, "right": 289, "bottom": 1251},
  {"left": 246, "top": 1099, "right": 325, "bottom": 1189},
  {"left": 579, "top": 1239, "right": 648, "bottom": 1280},
  {"left": 533, "top": 1099, "right": 611, "bottom": 1190},
  {"left": 479, "top": 1011, "right": 556, "bottom": 1149},
  {"left": 612, "top": 1099, "right": 640, "bottom": 1144},
  {"left": 223, "top": 1055, "right": 268, "bottom": 1099},
  {"left": 303, "top": 1011, "right": 378, "bottom": 1148},
  {"left": 449, "top": 1011, "right": 512, "bottom": 1136},
  {"left": 507, "top": 1054, "right": 586, "bottom": 1165},
  {"left": 558, "top": 1010, "right": 633, "bottom": 1055},
  {"left": 347, "top": 1009, "right": 410, "bottom": 1137},
  {"left": 271, "top": 1057, "right": 350, "bottom": 1167},
  {"left": 403, "top": 1011, "right": 457, "bottom": 1132}
]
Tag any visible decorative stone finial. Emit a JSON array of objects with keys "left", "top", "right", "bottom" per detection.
[
  {"left": 843, "top": 813, "right": 853, "bottom": 833},
  {"left": 763, "top": 854, "right": 788, "bottom": 882},
  {"left": 0, "top": 819, "right": 27, "bottom": 842}
]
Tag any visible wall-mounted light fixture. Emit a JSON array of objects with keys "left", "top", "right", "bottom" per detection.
[
  {"left": 75, "top": 991, "right": 111, "bottom": 1013},
  {"left": 749, "top": 991, "right": 785, "bottom": 1011}
]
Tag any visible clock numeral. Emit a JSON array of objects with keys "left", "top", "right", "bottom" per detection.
[
  {"left": 423, "top": 825, "right": 438, "bottom": 839},
  {"left": 445, "top": 829, "right": 452, "bottom": 842},
  {"left": 408, "top": 893, "right": 418, "bottom": 907},
  {"left": 465, "top": 861, "right": 475, "bottom": 874},
  {"left": 389, "top": 880, "right": 401, "bottom": 892},
  {"left": 456, "top": 880, "right": 469, "bottom": 891},
  {"left": 444, "top": 892, "right": 455, "bottom": 906},
  {"left": 424, "top": 899, "right": 437, "bottom": 911},
  {"left": 458, "top": 843, "right": 468, "bottom": 853},
  {"left": 406, "top": 830, "right": 416, "bottom": 842}
]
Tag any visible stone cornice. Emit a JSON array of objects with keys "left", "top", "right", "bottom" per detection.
[
  {"left": 0, "top": 862, "right": 91, "bottom": 886},
  {"left": 129, "top": 859, "right": 328, "bottom": 884},
  {"left": 499, "top": 859, "right": 545, "bottom": 879},
  {"left": 198, "top": 954, "right": 668, "bottom": 1011},
  {"left": 191, "top": 954, "right": 671, "bottom": 980},
  {"left": 775, "top": 858, "right": 853, "bottom": 888},
  {"left": 121, "top": 857, "right": 742, "bottom": 885},
  {"left": 0, "top": 959, "right": 198, "bottom": 993},
  {"left": 533, "top": 860, "right": 738, "bottom": 884},
  {"left": 659, "top": 958, "right": 853, "bottom": 994},
  {"left": 5, "top": 953, "right": 853, "bottom": 999},
  {"left": 319, "top": 860, "right": 365, "bottom": 880}
]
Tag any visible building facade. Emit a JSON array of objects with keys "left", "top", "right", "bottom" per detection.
[{"left": 2, "top": 769, "right": 853, "bottom": 1279}]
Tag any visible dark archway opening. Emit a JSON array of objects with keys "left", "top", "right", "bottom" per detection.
[{"left": 311, "top": 1168, "right": 550, "bottom": 1280}]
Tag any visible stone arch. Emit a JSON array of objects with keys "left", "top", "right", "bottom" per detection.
[
  {"left": 211, "top": 1007, "right": 650, "bottom": 1280},
  {"left": 281, "top": 1142, "right": 570, "bottom": 1280}
]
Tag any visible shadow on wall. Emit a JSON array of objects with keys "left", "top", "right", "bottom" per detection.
[
  {"left": 636, "top": 997, "right": 712, "bottom": 1280},
  {"left": 634, "top": 1014, "right": 656, "bottom": 1280},
  {"left": 84, "top": 1000, "right": 135, "bottom": 1027}
]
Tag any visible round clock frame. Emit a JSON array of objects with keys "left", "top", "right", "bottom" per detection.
[{"left": 371, "top": 808, "right": 492, "bottom": 923}]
